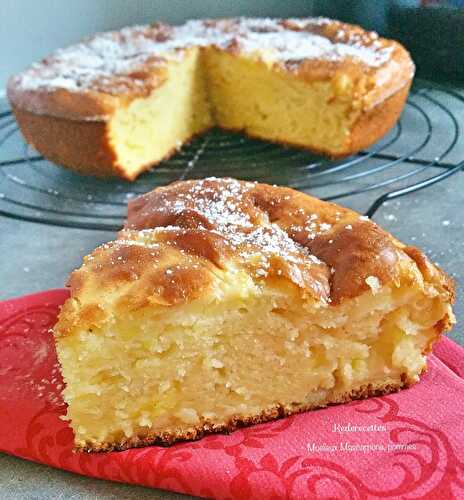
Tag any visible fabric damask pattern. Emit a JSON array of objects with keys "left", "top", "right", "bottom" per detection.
[{"left": 0, "top": 289, "right": 463, "bottom": 499}]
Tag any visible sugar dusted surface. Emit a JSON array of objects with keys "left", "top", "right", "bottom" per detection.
[
  {"left": 129, "top": 178, "right": 325, "bottom": 274},
  {"left": 123, "top": 177, "right": 400, "bottom": 306},
  {"left": 11, "top": 17, "right": 395, "bottom": 96}
]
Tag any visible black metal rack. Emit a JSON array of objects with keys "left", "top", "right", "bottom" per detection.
[{"left": 0, "top": 79, "right": 463, "bottom": 231}]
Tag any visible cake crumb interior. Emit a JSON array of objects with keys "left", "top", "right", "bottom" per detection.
[
  {"left": 108, "top": 48, "right": 214, "bottom": 178},
  {"left": 58, "top": 265, "right": 447, "bottom": 450},
  {"left": 107, "top": 46, "right": 364, "bottom": 178}
]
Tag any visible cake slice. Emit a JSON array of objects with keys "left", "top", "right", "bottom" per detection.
[{"left": 54, "top": 178, "right": 455, "bottom": 452}]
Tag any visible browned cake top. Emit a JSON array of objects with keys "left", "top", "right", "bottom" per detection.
[
  {"left": 7, "top": 17, "right": 414, "bottom": 120},
  {"left": 123, "top": 177, "right": 402, "bottom": 305},
  {"left": 56, "top": 178, "right": 453, "bottom": 337}
]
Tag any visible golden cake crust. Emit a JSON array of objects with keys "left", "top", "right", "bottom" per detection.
[
  {"left": 56, "top": 178, "right": 454, "bottom": 338},
  {"left": 7, "top": 23, "right": 173, "bottom": 121},
  {"left": 8, "top": 18, "right": 413, "bottom": 121},
  {"left": 10, "top": 105, "right": 211, "bottom": 179}
]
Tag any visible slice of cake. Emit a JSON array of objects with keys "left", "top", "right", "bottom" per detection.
[
  {"left": 53, "top": 178, "right": 455, "bottom": 452},
  {"left": 8, "top": 18, "right": 414, "bottom": 179}
]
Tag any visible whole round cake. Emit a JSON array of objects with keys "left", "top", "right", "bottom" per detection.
[{"left": 8, "top": 18, "right": 415, "bottom": 180}]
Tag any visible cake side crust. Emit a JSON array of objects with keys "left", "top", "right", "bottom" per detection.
[
  {"left": 346, "top": 82, "right": 411, "bottom": 156},
  {"left": 11, "top": 104, "right": 215, "bottom": 179},
  {"left": 11, "top": 105, "right": 119, "bottom": 178},
  {"left": 11, "top": 81, "right": 410, "bottom": 178}
]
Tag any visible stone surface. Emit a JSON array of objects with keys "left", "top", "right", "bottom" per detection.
[{"left": 0, "top": 453, "right": 191, "bottom": 499}]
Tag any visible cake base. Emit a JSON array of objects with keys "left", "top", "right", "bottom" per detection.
[{"left": 78, "top": 377, "right": 410, "bottom": 452}]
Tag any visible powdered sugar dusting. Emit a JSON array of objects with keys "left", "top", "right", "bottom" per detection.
[
  {"left": 11, "top": 17, "right": 394, "bottom": 96},
  {"left": 129, "top": 178, "right": 330, "bottom": 299},
  {"left": 235, "top": 23, "right": 391, "bottom": 67}
]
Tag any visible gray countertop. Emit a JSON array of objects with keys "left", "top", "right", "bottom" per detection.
[{"left": 1, "top": 91, "right": 463, "bottom": 498}]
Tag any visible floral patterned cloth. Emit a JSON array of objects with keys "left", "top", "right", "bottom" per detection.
[{"left": 0, "top": 289, "right": 463, "bottom": 499}]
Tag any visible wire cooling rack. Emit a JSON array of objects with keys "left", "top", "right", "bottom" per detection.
[{"left": 0, "top": 79, "right": 463, "bottom": 231}]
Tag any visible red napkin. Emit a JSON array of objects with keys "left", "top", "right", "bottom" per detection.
[{"left": 0, "top": 289, "right": 463, "bottom": 499}]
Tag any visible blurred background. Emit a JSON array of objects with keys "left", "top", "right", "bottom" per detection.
[{"left": 2, "top": 0, "right": 464, "bottom": 89}]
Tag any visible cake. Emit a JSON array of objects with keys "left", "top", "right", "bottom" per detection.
[
  {"left": 53, "top": 178, "right": 455, "bottom": 452},
  {"left": 8, "top": 18, "right": 415, "bottom": 180}
]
